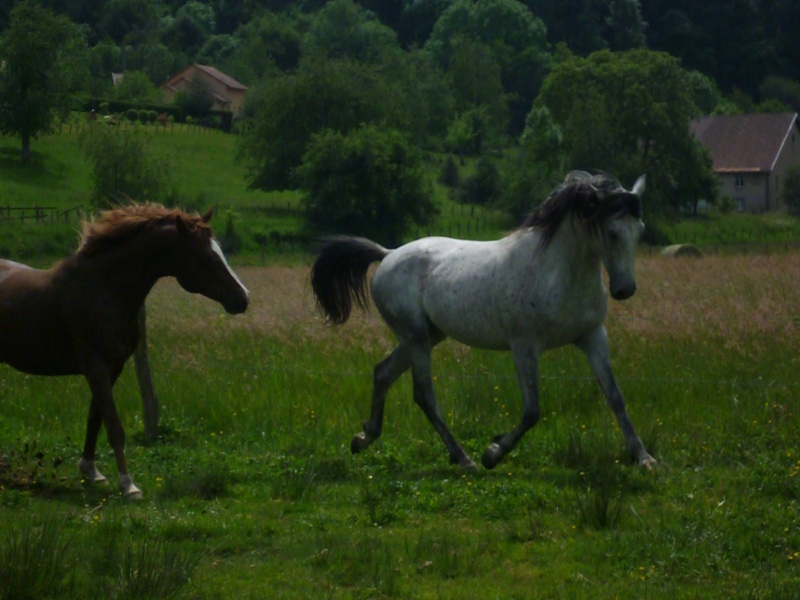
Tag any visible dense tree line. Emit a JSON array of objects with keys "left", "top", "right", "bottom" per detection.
[
  {"left": 2, "top": 0, "right": 799, "bottom": 241},
  {"left": 1, "top": 0, "right": 796, "bottom": 102}
]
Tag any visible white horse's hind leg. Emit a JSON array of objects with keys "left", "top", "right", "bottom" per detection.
[
  {"left": 577, "top": 326, "right": 656, "bottom": 469},
  {"left": 482, "top": 342, "right": 541, "bottom": 469},
  {"left": 352, "top": 345, "right": 412, "bottom": 454},
  {"left": 409, "top": 344, "right": 477, "bottom": 470}
]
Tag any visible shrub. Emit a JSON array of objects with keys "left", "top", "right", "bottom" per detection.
[
  {"left": 78, "top": 125, "right": 170, "bottom": 208},
  {"left": 126, "top": 108, "right": 138, "bottom": 122},
  {"left": 297, "top": 124, "right": 437, "bottom": 246},
  {"left": 781, "top": 164, "right": 800, "bottom": 213}
]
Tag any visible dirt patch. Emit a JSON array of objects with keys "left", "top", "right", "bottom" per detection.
[
  {"left": 144, "top": 253, "right": 800, "bottom": 350},
  {"left": 145, "top": 265, "right": 391, "bottom": 348}
]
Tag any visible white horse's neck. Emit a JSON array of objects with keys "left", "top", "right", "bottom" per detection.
[{"left": 511, "top": 217, "right": 602, "bottom": 283}]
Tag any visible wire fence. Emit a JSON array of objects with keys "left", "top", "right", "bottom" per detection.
[{"left": 0, "top": 205, "right": 83, "bottom": 224}]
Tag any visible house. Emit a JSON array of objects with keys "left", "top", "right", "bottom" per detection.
[
  {"left": 159, "top": 64, "right": 247, "bottom": 117},
  {"left": 690, "top": 112, "right": 800, "bottom": 212}
]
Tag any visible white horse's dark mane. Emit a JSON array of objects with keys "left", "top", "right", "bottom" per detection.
[{"left": 519, "top": 171, "right": 642, "bottom": 247}]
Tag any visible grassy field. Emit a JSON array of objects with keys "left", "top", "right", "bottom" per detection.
[
  {"left": 1, "top": 252, "right": 799, "bottom": 598},
  {"left": 3, "top": 120, "right": 800, "bottom": 266},
  {"left": 0, "top": 123, "right": 509, "bottom": 265}
]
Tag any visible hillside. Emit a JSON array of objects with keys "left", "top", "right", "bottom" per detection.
[{"left": 0, "top": 122, "right": 510, "bottom": 264}]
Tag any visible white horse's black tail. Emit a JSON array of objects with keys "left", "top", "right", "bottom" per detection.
[{"left": 311, "top": 236, "right": 390, "bottom": 325}]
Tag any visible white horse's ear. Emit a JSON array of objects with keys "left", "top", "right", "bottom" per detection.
[{"left": 632, "top": 174, "right": 646, "bottom": 196}]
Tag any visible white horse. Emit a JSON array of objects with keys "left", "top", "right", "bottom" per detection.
[{"left": 311, "top": 171, "right": 655, "bottom": 471}]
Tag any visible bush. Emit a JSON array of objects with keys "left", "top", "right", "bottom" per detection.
[
  {"left": 137, "top": 109, "right": 149, "bottom": 123},
  {"left": 126, "top": 108, "right": 138, "bottom": 122},
  {"left": 78, "top": 125, "right": 170, "bottom": 208},
  {"left": 460, "top": 155, "right": 501, "bottom": 205},
  {"left": 438, "top": 155, "right": 461, "bottom": 188},
  {"left": 781, "top": 164, "right": 800, "bottom": 213},
  {"left": 297, "top": 124, "right": 437, "bottom": 245}
]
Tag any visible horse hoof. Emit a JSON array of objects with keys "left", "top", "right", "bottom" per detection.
[
  {"left": 481, "top": 443, "right": 504, "bottom": 470},
  {"left": 118, "top": 475, "right": 143, "bottom": 499},
  {"left": 78, "top": 459, "right": 108, "bottom": 484},
  {"left": 350, "top": 432, "right": 369, "bottom": 455},
  {"left": 639, "top": 454, "right": 657, "bottom": 471}
]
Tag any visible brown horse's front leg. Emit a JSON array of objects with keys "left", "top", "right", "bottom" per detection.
[
  {"left": 83, "top": 360, "right": 143, "bottom": 499},
  {"left": 80, "top": 397, "right": 108, "bottom": 484}
]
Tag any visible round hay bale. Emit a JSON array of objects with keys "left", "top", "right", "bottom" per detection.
[{"left": 661, "top": 243, "right": 703, "bottom": 258}]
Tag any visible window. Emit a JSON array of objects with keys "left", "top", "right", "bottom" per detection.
[
  {"left": 734, "top": 174, "right": 745, "bottom": 188},
  {"left": 736, "top": 197, "right": 746, "bottom": 212}
]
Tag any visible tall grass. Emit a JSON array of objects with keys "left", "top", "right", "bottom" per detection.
[{"left": 0, "top": 513, "right": 74, "bottom": 599}]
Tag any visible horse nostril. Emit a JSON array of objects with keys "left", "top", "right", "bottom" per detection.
[{"left": 612, "top": 284, "right": 636, "bottom": 300}]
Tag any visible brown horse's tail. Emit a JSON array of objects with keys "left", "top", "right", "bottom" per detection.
[{"left": 311, "top": 236, "right": 390, "bottom": 325}]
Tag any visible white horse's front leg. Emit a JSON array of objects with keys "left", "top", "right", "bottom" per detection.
[
  {"left": 482, "top": 342, "right": 541, "bottom": 469},
  {"left": 577, "top": 326, "right": 656, "bottom": 469},
  {"left": 409, "top": 345, "right": 477, "bottom": 470}
]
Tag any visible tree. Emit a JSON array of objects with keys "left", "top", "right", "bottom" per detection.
[
  {"left": 759, "top": 76, "right": 800, "bottom": 113},
  {"left": 302, "top": 0, "right": 402, "bottom": 66},
  {"left": 177, "top": 76, "right": 215, "bottom": 115},
  {"left": 782, "top": 164, "right": 800, "bottom": 214},
  {"left": 0, "top": 1, "right": 87, "bottom": 162},
  {"left": 239, "top": 55, "right": 407, "bottom": 192},
  {"left": 501, "top": 104, "right": 565, "bottom": 221},
  {"left": 296, "top": 124, "right": 437, "bottom": 245},
  {"left": 79, "top": 125, "right": 169, "bottom": 209},
  {"left": 642, "top": 1, "right": 776, "bottom": 98},
  {"left": 425, "top": 0, "right": 550, "bottom": 134},
  {"left": 538, "top": 48, "right": 717, "bottom": 214},
  {"left": 525, "top": 0, "right": 609, "bottom": 55},
  {"left": 606, "top": 0, "right": 647, "bottom": 51},
  {"left": 461, "top": 155, "right": 502, "bottom": 206},
  {"left": 111, "top": 70, "right": 160, "bottom": 102},
  {"left": 222, "top": 10, "right": 304, "bottom": 83}
]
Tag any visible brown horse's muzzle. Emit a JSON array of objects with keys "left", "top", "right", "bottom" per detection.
[{"left": 223, "top": 291, "right": 249, "bottom": 314}]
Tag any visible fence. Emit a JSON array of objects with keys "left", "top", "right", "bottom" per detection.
[{"left": 0, "top": 205, "right": 83, "bottom": 224}]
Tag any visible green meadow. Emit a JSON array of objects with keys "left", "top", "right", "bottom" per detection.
[
  {"left": 1, "top": 125, "right": 800, "bottom": 598},
  {"left": 0, "top": 123, "right": 509, "bottom": 265},
  {"left": 1, "top": 254, "right": 799, "bottom": 599}
]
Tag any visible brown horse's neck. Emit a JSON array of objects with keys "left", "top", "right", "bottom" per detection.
[{"left": 65, "top": 226, "right": 180, "bottom": 311}]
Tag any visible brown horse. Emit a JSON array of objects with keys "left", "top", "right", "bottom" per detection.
[{"left": 0, "top": 204, "right": 249, "bottom": 498}]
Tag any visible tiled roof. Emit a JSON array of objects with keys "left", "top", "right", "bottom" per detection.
[
  {"left": 194, "top": 64, "right": 247, "bottom": 91},
  {"left": 160, "top": 64, "right": 247, "bottom": 92},
  {"left": 690, "top": 112, "right": 799, "bottom": 173}
]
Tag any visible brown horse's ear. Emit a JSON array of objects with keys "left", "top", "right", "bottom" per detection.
[
  {"left": 201, "top": 206, "right": 215, "bottom": 223},
  {"left": 175, "top": 214, "right": 190, "bottom": 235}
]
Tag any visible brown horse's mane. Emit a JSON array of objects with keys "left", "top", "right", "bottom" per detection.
[
  {"left": 77, "top": 203, "right": 211, "bottom": 257},
  {"left": 517, "top": 171, "right": 641, "bottom": 247}
]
